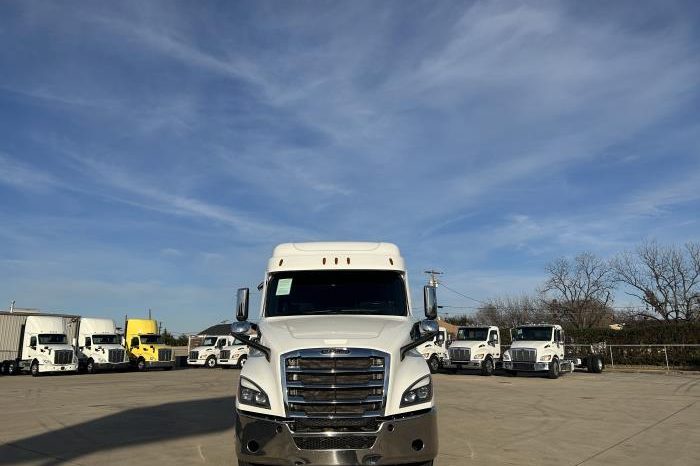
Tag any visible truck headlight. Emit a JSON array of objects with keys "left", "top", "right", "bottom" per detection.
[
  {"left": 503, "top": 351, "right": 511, "bottom": 361},
  {"left": 473, "top": 353, "right": 485, "bottom": 360},
  {"left": 239, "top": 377, "right": 270, "bottom": 409},
  {"left": 400, "top": 375, "right": 432, "bottom": 407},
  {"left": 540, "top": 355, "right": 552, "bottom": 362}
]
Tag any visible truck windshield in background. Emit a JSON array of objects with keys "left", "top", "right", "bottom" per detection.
[
  {"left": 265, "top": 270, "right": 408, "bottom": 317},
  {"left": 457, "top": 327, "right": 488, "bottom": 341},
  {"left": 92, "top": 335, "right": 118, "bottom": 344},
  {"left": 38, "top": 334, "right": 67, "bottom": 345},
  {"left": 202, "top": 336, "right": 218, "bottom": 346},
  {"left": 513, "top": 326, "right": 553, "bottom": 341},
  {"left": 139, "top": 335, "right": 163, "bottom": 344}
]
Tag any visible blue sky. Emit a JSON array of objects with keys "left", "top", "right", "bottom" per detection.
[{"left": 1, "top": 1, "right": 699, "bottom": 333}]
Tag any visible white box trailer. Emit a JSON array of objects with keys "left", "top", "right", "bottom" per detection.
[{"left": 0, "top": 311, "right": 79, "bottom": 376}]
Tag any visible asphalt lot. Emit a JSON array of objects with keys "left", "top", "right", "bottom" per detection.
[{"left": 0, "top": 368, "right": 697, "bottom": 466}]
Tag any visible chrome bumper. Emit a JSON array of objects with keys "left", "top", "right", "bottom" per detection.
[
  {"left": 235, "top": 408, "right": 438, "bottom": 466},
  {"left": 443, "top": 360, "right": 481, "bottom": 369},
  {"left": 94, "top": 362, "right": 130, "bottom": 370},
  {"left": 503, "top": 361, "right": 550, "bottom": 371},
  {"left": 145, "top": 360, "right": 174, "bottom": 368}
]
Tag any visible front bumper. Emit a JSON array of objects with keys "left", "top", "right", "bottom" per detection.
[
  {"left": 187, "top": 359, "right": 207, "bottom": 366},
  {"left": 503, "top": 361, "right": 550, "bottom": 371},
  {"left": 443, "top": 360, "right": 482, "bottom": 369},
  {"left": 144, "top": 360, "right": 175, "bottom": 368},
  {"left": 94, "top": 362, "right": 131, "bottom": 370},
  {"left": 235, "top": 408, "right": 438, "bottom": 466},
  {"left": 40, "top": 363, "right": 78, "bottom": 373}
]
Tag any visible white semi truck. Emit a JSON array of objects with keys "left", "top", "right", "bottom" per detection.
[
  {"left": 231, "top": 242, "right": 439, "bottom": 466},
  {"left": 417, "top": 326, "right": 448, "bottom": 373},
  {"left": 443, "top": 325, "right": 501, "bottom": 376},
  {"left": 76, "top": 317, "right": 130, "bottom": 373},
  {"left": 503, "top": 324, "right": 569, "bottom": 378},
  {"left": 218, "top": 337, "right": 251, "bottom": 368},
  {"left": 188, "top": 335, "right": 239, "bottom": 368},
  {"left": 0, "top": 312, "right": 79, "bottom": 376}
]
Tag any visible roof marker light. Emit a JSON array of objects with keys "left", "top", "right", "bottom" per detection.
[
  {"left": 346, "top": 257, "right": 351, "bottom": 265},
  {"left": 322, "top": 258, "right": 327, "bottom": 265},
  {"left": 389, "top": 258, "right": 394, "bottom": 265},
  {"left": 334, "top": 257, "right": 339, "bottom": 265},
  {"left": 279, "top": 259, "right": 284, "bottom": 266}
]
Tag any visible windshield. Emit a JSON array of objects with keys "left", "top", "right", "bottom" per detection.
[
  {"left": 140, "top": 335, "right": 163, "bottom": 345},
  {"left": 38, "top": 334, "right": 67, "bottom": 345},
  {"left": 202, "top": 336, "right": 218, "bottom": 346},
  {"left": 457, "top": 327, "right": 488, "bottom": 341},
  {"left": 265, "top": 270, "right": 408, "bottom": 317},
  {"left": 92, "top": 334, "right": 118, "bottom": 345},
  {"left": 513, "top": 326, "right": 553, "bottom": 341}
]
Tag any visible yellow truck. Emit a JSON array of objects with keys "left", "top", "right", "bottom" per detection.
[{"left": 124, "top": 318, "right": 175, "bottom": 371}]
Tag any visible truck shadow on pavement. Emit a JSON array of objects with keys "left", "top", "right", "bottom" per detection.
[{"left": 0, "top": 396, "right": 235, "bottom": 466}]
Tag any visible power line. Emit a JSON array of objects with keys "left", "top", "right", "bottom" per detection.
[{"left": 439, "top": 282, "right": 488, "bottom": 305}]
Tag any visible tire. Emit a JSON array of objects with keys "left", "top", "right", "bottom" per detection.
[
  {"left": 7, "top": 361, "right": 18, "bottom": 376},
  {"left": 548, "top": 358, "right": 560, "bottom": 379},
  {"left": 86, "top": 359, "right": 96, "bottom": 374},
  {"left": 480, "top": 357, "right": 494, "bottom": 376},
  {"left": 31, "top": 360, "right": 40, "bottom": 377},
  {"left": 505, "top": 369, "right": 517, "bottom": 377},
  {"left": 590, "top": 355, "right": 604, "bottom": 373},
  {"left": 205, "top": 356, "right": 217, "bottom": 368},
  {"left": 427, "top": 355, "right": 440, "bottom": 374},
  {"left": 238, "top": 355, "right": 248, "bottom": 368},
  {"left": 136, "top": 358, "right": 146, "bottom": 371}
]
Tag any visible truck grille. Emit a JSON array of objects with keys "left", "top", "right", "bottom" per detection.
[
  {"left": 293, "top": 435, "right": 376, "bottom": 450},
  {"left": 189, "top": 351, "right": 199, "bottom": 360},
  {"left": 108, "top": 349, "right": 125, "bottom": 363},
  {"left": 54, "top": 350, "right": 73, "bottom": 365},
  {"left": 158, "top": 349, "right": 172, "bottom": 361},
  {"left": 283, "top": 348, "right": 389, "bottom": 420},
  {"left": 219, "top": 350, "right": 230, "bottom": 360},
  {"left": 449, "top": 347, "right": 471, "bottom": 362},
  {"left": 511, "top": 348, "right": 536, "bottom": 362}
]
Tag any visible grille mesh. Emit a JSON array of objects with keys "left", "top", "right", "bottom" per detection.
[
  {"left": 108, "top": 349, "right": 125, "bottom": 363},
  {"left": 54, "top": 350, "right": 73, "bottom": 365},
  {"left": 158, "top": 349, "right": 172, "bottom": 361},
  {"left": 511, "top": 348, "right": 536, "bottom": 362},
  {"left": 189, "top": 351, "right": 199, "bottom": 360},
  {"left": 449, "top": 347, "right": 471, "bottom": 362},
  {"left": 293, "top": 436, "right": 376, "bottom": 450},
  {"left": 219, "top": 350, "right": 230, "bottom": 359}
]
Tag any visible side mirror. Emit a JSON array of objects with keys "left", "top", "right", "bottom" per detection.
[
  {"left": 423, "top": 285, "right": 437, "bottom": 320},
  {"left": 231, "top": 321, "right": 252, "bottom": 335},
  {"left": 436, "top": 332, "right": 445, "bottom": 346},
  {"left": 236, "top": 288, "right": 250, "bottom": 322},
  {"left": 419, "top": 319, "right": 439, "bottom": 335}
]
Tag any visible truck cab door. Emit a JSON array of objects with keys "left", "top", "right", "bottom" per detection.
[{"left": 488, "top": 330, "right": 500, "bottom": 357}]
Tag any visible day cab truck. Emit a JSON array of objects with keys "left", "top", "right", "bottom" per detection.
[
  {"left": 124, "top": 318, "right": 175, "bottom": 371},
  {"left": 188, "top": 335, "right": 239, "bottom": 368},
  {"left": 218, "top": 337, "right": 251, "bottom": 369},
  {"left": 417, "top": 326, "right": 449, "bottom": 373},
  {"left": 443, "top": 326, "right": 501, "bottom": 376},
  {"left": 231, "top": 242, "right": 440, "bottom": 466},
  {"left": 0, "top": 312, "right": 79, "bottom": 376},
  {"left": 77, "top": 317, "right": 130, "bottom": 373}
]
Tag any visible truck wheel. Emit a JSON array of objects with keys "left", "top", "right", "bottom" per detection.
[
  {"left": 205, "top": 356, "right": 217, "bottom": 368},
  {"left": 137, "top": 358, "right": 146, "bottom": 371},
  {"left": 238, "top": 355, "right": 247, "bottom": 368},
  {"left": 548, "top": 359, "right": 560, "bottom": 379},
  {"left": 480, "top": 357, "right": 494, "bottom": 376},
  {"left": 591, "top": 355, "right": 604, "bottom": 373},
  {"left": 427, "top": 355, "right": 440, "bottom": 373},
  {"left": 7, "top": 361, "right": 17, "bottom": 376},
  {"left": 86, "top": 359, "right": 96, "bottom": 374},
  {"left": 31, "top": 360, "right": 40, "bottom": 377}
]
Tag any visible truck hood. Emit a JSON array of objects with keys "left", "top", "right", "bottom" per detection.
[
  {"left": 449, "top": 341, "right": 488, "bottom": 351},
  {"left": 509, "top": 341, "right": 552, "bottom": 352},
  {"left": 259, "top": 315, "right": 413, "bottom": 352}
]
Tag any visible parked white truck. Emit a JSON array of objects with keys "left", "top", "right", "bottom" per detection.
[
  {"left": 443, "top": 326, "right": 501, "bottom": 376},
  {"left": 503, "top": 324, "right": 570, "bottom": 378},
  {"left": 188, "top": 335, "right": 239, "bottom": 368},
  {"left": 77, "top": 317, "right": 130, "bottom": 373},
  {"left": 0, "top": 312, "right": 79, "bottom": 376},
  {"left": 218, "top": 337, "right": 250, "bottom": 368},
  {"left": 417, "top": 326, "right": 448, "bottom": 373},
  {"left": 231, "top": 242, "right": 439, "bottom": 466}
]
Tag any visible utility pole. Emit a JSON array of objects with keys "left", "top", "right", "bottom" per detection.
[
  {"left": 10, "top": 299, "right": 15, "bottom": 313},
  {"left": 424, "top": 270, "right": 443, "bottom": 287}
]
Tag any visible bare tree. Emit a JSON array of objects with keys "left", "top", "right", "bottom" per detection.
[
  {"left": 611, "top": 241, "right": 700, "bottom": 321},
  {"left": 541, "top": 252, "right": 616, "bottom": 328},
  {"left": 473, "top": 295, "right": 552, "bottom": 329}
]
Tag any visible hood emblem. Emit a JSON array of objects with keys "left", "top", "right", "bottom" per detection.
[{"left": 321, "top": 348, "right": 350, "bottom": 355}]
